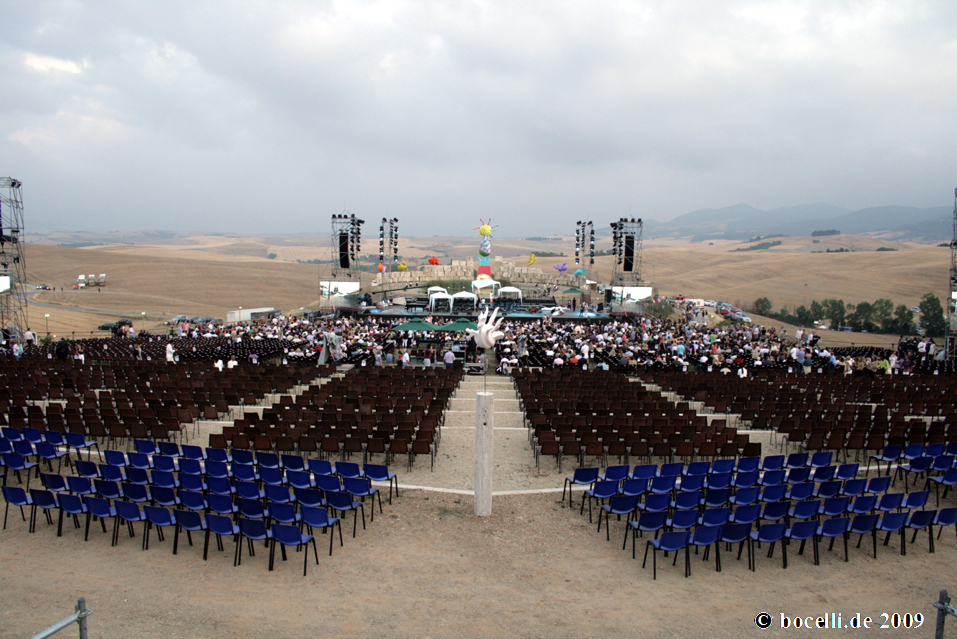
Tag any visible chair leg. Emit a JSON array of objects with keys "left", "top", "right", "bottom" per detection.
[
  {"left": 173, "top": 525, "right": 180, "bottom": 555},
  {"left": 203, "top": 529, "right": 211, "bottom": 560},
  {"left": 268, "top": 539, "right": 276, "bottom": 571}
]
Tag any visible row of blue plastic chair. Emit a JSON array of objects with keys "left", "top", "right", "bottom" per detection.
[
  {"left": 3, "top": 487, "right": 341, "bottom": 574},
  {"left": 638, "top": 509, "right": 957, "bottom": 579},
  {"left": 868, "top": 443, "right": 957, "bottom": 476}
]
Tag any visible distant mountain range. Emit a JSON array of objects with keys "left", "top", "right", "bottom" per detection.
[{"left": 641, "top": 203, "right": 951, "bottom": 243}]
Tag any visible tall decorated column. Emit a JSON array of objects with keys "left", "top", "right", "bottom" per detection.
[
  {"left": 465, "top": 308, "right": 505, "bottom": 516},
  {"left": 474, "top": 219, "right": 497, "bottom": 280}
]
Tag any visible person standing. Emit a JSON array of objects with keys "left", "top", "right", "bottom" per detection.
[
  {"left": 166, "top": 341, "right": 176, "bottom": 363},
  {"left": 400, "top": 350, "right": 411, "bottom": 368},
  {"left": 444, "top": 349, "right": 456, "bottom": 369}
]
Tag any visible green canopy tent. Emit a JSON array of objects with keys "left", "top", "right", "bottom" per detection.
[
  {"left": 436, "top": 318, "right": 478, "bottom": 332},
  {"left": 562, "top": 288, "right": 584, "bottom": 294},
  {"left": 392, "top": 319, "right": 442, "bottom": 331}
]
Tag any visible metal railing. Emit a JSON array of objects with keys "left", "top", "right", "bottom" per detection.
[{"left": 29, "top": 598, "right": 91, "bottom": 639}]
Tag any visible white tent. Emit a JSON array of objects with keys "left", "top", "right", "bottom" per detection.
[
  {"left": 427, "top": 286, "right": 448, "bottom": 295},
  {"left": 471, "top": 279, "right": 500, "bottom": 296},
  {"left": 451, "top": 291, "right": 478, "bottom": 308},
  {"left": 429, "top": 292, "right": 453, "bottom": 312},
  {"left": 495, "top": 286, "right": 523, "bottom": 301}
]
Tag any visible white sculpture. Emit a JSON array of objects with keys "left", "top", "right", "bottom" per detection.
[{"left": 466, "top": 308, "right": 505, "bottom": 350}]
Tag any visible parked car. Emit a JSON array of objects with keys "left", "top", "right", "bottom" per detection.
[
  {"left": 171, "top": 315, "right": 188, "bottom": 323},
  {"left": 115, "top": 318, "right": 133, "bottom": 327},
  {"left": 35, "top": 284, "right": 52, "bottom": 290},
  {"left": 98, "top": 322, "right": 116, "bottom": 331},
  {"left": 911, "top": 306, "right": 921, "bottom": 313}
]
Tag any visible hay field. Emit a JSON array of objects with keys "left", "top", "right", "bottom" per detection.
[{"left": 20, "top": 236, "right": 950, "bottom": 334}]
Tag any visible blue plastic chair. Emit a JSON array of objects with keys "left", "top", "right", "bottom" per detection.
[
  {"left": 717, "top": 522, "right": 753, "bottom": 570},
  {"left": 865, "top": 475, "right": 892, "bottom": 496},
  {"left": 205, "top": 447, "right": 231, "bottom": 464},
  {"left": 364, "top": 463, "right": 399, "bottom": 504},
  {"left": 658, "top": 462, "right": 683, "bottom": 478},
  {"left": 158, "top": 442, "right": 180, "bottom": 458},
  {"left": 785, "top": 520, "right": 819, "bottom": 564},
  {"left": 699, "top": 507, "right": 731, "bottom": 528},
  {"left": 74, "top": 460, "right": 100, "bottom": 480},
  {"left": 864, "top": 445, "right": 904, "bottom": 475},
  {"left": 4, "top": 452, "right": 38, "bottom": 488},
  {"left": 94, "top": 479, "right": 124, "bottom": 502},
  {"left": 563, "top": 467, "right": 599, "bottom": 507},
  {"left": 749, "top": 522, "right": 787, "bottom": 571},
  {"left": 732, "top": 471, "right": 758, "bottom": 491},
  {"left": 294, "top": 488, "right": 325, "bottom": 510},
  {"left": 788, "top": 500, "right": 821, "bottom": 523},
  {"left": 683, "top": 461, "right": 711, "bottom": 477},
  {"left": 232, "top": 464, "right": 260, "bottom": 484},
  {"left": 848, "top": 514, "right": 879, "bottom": 558},
  {"left": 736, "top": 457, "right": 759, "bottom": 474},
  {"left": 67, "top": 476, "right": 95, "bottom": 498},
  {"left": 238, "top": 498, "right": 266, "bottom": 521},
  {"left": 336, "top": 461, "right": 364, "bottom": 480},
  {"left": 177, "top": 458, "right": 203, "bottom": 477},
  {"left": 758, "top": 470, "right": 785, "bottom": 488},
  {"left": 759, "top": 455, "right": 784, "bottom": 472},
  {"left": 308, "top": 458, "right": 335, "bottom": 477},
  {"left": 36, "top": 442, "right": 69, "bottom": 473},
  {"left": 760, "top": 484, "right": 787, "bottom": 503},
  {"left": 760, "top": 501, "right": 790, "bottom": 525},
  {"left": 839, "top": 478, "right": 866, "bottom": 499},
  {"left": 906, "top": 509, "right": 938, "bottom": 552},
  {"left": 650, "top": 476, "right": 677, "bottom": 496},
  {"left": 142, "top": 505, "right": 177, "bottom": 551},
  {"left": 133, "top": 440, "right": 157, "bottom": 456},
  {"left": 598, "top": 495, "right": 639, "bottom": 540},
  {"left": 98, "top": 464, "right": 126, "bottom": 483},
  {"left": 267, "top": 501, "right": 301, "bottom": 527},
  {"left": 811, "top": 465, "right": 835, "bottom": 483},
  {"left": 83, "top": 496, "right": 116, "bottom": 541},
  {"left": 621, "top": 478, "right": 648, "bottom": 500},
  {"left": 678, "top": 475, "right": 705, "bottom": 494},
  {"left": 256, "top": 451, "right": 281, "bottom": 469},
  {"left": 152, "top": 455, "right": 178, "bottom": 473},
  {"left": 786, "top": 467, "right": 811, "bottom": 485},
  {"left": 2, "top": 485, "right": 32, "bottom": 529},
  {"left": 673, "top": 491, "right": 702, "bottom": 512},
  {"left": 206, "top": 493, "right": 238, "bottom": 517},
  {"left": 151, "top": 470, "right": 179, "bottom": 490},
  {"left": 235, "top": 517, "right": 273, "bottom": 566},
  {"left": 181, "top": 445, "right": 206, "bottom": 462},
  {"left": 300, "top": 506, "right": 342, "bottom": 555},
  {"left": 895, "top": 456, "right": 932, "bottom": 491},
  {"left": 848, "top": 495, "right": 877, "bottom": 516},
  {"left": 821, "top": 497, "right": 849, "bottom": 518},
  {"left": 637, "top": 493, "right": 671, "bottom": 514},
  {"left": 124, "top": 467, "right": 150, "bottom": 486},
  {"left": 835, "top": 463, "right": 859, "bottom": 481},
  {"left": 809, "top": 452, "right": 833, "bottom": 468},
  {"left": 600, "top": 464, "right": 629, "bottom": 485},
  {"left": 344, "top": 476, "right": 382, "bottom": 521},
  {"left": 56, "top": 493, "right": 86, "bottom": 537},
  {"left": 903, "top": 491, "right": 929, "bottom": 511},
  {"left": 172, "top": 508, "right": 206, "bottom": 555},
  {"left": 204, "top": 460, "right": 230, "bottom": 479},
  {"left": 315, "top": 474, "right": 343, "bottom": 494},
  {"left": 150, "top": 485, "right": 180, "bottom": 509},
  {"left": 269, "top": 523, "right": 318, "bottom": 575},
  {"left": 816, "top": 516, "right": 850, "bottom": 562},
  {"left": 730, "top": 504, "right": 761, "bottom": 525},
  {"left": 705, "top": 472, "right": 732, "bottom": 490},
  {"left": 729, "top": 487, "right": 759, "bottom": 507},
  {"left": 263, "top": 483, "right": 293, "bottom": 505},
  {"left": 876, "top": 512, "right": 908, "bottom": 557},
  {"left": 40, "top": 473, "right": 69, "bottom": 496},
  {"left": 65, "top": 432, "right": 100, "bottom": 463},
  {"left": 235, "top": 481, "right": 264, "bottom": 501},
  {"left": 232, "top": 449, "right": 254, "bottom": 466},
  {"left": 126, "top": 452, "right": 153, "bottom": 470},
  {"left": 178, "top": 473, "right": 205, "bottom": 493},
  {"left": 626, "top": 511, "right": 667, "bottom": 558},
  {"left": 787, "top": 482, "right": 814, "bottom": 502},
  {"left": 177, "top": 489, "right": 206, "bottom": 512},
  {"left": 814, "top": 481, "right": 842, "bottom": 500},
  {"left": 281, "top": 454, "right": 305, "bottom": 472},
  {"left": 934, "top": 508, "right": 957, "bottom": 541},
  {"left": 203, "top": 513, "right": 239, "bottom": 560},
  {"left": 690, "top": 524, "right": 721, "bottom": 572},
  {"left": 581, "top": 480, "right": 619, "bottom": 522},
  {"left": 927, "top": 468, "right": 957, "bottom": 506},
  {"left": 113, "top": 500, "right": 147, "bottom": 546},
  {"left": 710, "top": 459, "right": 735, "bottom": 475},
  {"left": 259, "top": 467, "right": 286, "bottom": 487},
  {"left": 205, "top": 476, "right": 235, "bottom": 497},
  {"left": 702, "top": 488, "right": 731, "bottom": 509},
  {"left": 875, "top": 492, "right": 904, "bottom": 514},
  {"left": 784, "top": 453, "right": 808, "bottom": 469},
  {"left": 326, "top": 491, "right": 366, "bottom": 538},
  {"left": 121, "top": 483, "right": 150, "bottom": 505},
  {"left": 643, "top": 530, "right": 691, "bottom": 579}
]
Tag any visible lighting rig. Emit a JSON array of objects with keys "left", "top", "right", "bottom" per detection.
[
  {"left": 609, "top": 217, "right": 643, "bottom": 284},
  {"left": 380, "top": 217, "right": 399, "bottom": 268},
  {"left": 575, "top": 220, "right": 595, "bottom": 269},
  {"left": 0, "top": 177, "right": 27, "bottom": 336}
]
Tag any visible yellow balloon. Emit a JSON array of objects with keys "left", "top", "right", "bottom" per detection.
[
  {"left": 528, "top": 253, "right": 536, "bottom": 266},
  {"left": 479, "top": 224, "right": 493, "bottom": 237},
  {"left": 397, "top": 260, "right": 408, "bottom": 271}
]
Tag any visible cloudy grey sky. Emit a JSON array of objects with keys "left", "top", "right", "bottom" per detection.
[{"left": 2, "top": 1, "right": 956, "bottom": 237}]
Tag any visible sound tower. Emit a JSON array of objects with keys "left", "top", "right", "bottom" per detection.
[
  {"left": 623, "top": 234, "right": 635, "bottom": 272},
  {"left": 338, "top": 231, "right": 350, "bottom": 269}
]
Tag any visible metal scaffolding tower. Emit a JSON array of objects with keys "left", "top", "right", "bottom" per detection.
[
  {"left": 0, "top": 178, "right": 27, "bottom": 339},
  {"left": 610, "top": 217, "right": 644, "bottom": 285}
]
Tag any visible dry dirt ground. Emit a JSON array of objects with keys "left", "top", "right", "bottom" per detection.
[{"left": 1, "top": 376, "right": 953, "bottom": 638}]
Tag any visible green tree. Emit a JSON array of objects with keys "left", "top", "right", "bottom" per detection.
[
  {"left": 873, "top": 298, "right": 894, "bottom": 332},
  {"left": 644, "top": 299, "right": 674, "bottom": 319},
  {"left": 919, "top": 293, "right": 946, "bottom": 337},
  {"left": 847, "top": 301, "right": 875, "bottom": 332},
  {"left": 795, "top": 305, "right": 814, "bottom": 326},
  {"left": 752, "top": 297, "right": 772, "bottom": 316},
  {"left": 891, "top": 304, "right": 916, "bottom": 335},
  {"left": 810, "top": 300, "right": 824, "bottom": 322},
  {"left": 821, "top": 299, "right": 846, "bottom": 330}
]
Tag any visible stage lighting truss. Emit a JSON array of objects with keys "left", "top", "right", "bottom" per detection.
[
  {"left": 575, "top": 221, "right": 595, "bottom": 267},
  {"left": 609, "top": 217, "right": 644, "bottom": 285},
  {"left": 380, "top": 217, "right": 400, "bottom": 265},
  {"left": 0, "top": 177, "right": 28, "bottom": 334}
]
